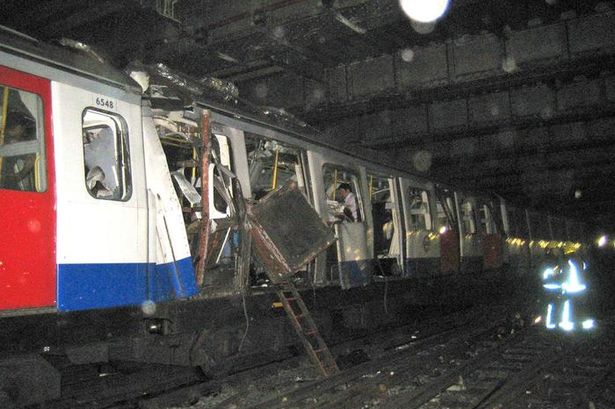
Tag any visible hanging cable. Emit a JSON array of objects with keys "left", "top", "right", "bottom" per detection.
[{"left": 238, "top": 288, "right": 250, "bottom": 351}]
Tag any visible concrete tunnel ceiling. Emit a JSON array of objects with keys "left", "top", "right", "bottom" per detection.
[{"left": 2, "top": 0, "right": 615, "bottom": 231}]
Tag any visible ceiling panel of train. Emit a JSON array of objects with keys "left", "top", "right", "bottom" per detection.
[{"left": 2, "top": 0, "right": 615, "bottom": 230}]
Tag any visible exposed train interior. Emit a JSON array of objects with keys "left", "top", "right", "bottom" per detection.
[{"left": 148, "top": 97, "right": 585, "bottom": 303}]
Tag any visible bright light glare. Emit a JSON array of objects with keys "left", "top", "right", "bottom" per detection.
[
  {"left": 559, "top": 300, "right": 574, "bottom": 331},
  {"left": 399, "top": 0, "right": 450, "bottom": 23},
  {"left": 562, "top": 260, "right": 586, "bottom": 294},
  {"left": 582, "top": 319, "right": 595, "bottom": 330},
  {"left": 546, "top": 304, "right": 555, "bottom": 329},
  {"left": 560, "top": 321, "right": 574, "bottom": 331},
  {"left": 439, "top": 226, "right": 448, "bottom": 234},
  {"left": 598, "top": 235, "right": 608, "bottom": 247}
]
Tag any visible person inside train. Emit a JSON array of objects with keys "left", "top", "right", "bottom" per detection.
[
  {"left": 336, "top": 182, "right": 360, "bottom": 222},
  {"left": 0, "top": 110, "right": 36, "bottom": 191}
]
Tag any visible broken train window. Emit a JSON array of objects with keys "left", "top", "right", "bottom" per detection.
[
  {"left": 82, "top": 108, "right": 131, "bottom": 201},
  {"left": 244, "top": 132, "right": 306, "bottom": 200}
]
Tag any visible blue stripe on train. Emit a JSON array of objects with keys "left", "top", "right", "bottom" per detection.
[{"left": 57, "top": 257, "right": 198, "bottom": 312}]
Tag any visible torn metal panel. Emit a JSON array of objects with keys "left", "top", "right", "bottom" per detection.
[
  {"left": 171, "top": 168, "right": 201, "bottom": 206},
  {"left": 247, "top": 181, "right": 335, "bottom": 283}
]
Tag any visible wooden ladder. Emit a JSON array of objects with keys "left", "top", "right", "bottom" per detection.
[{"left": 275, "top": 280, "right": 340, "bottom": 377}]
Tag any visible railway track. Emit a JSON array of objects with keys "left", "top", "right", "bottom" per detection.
[
  {"left": 504, "top": 325, "right": 615, "bottom": 409},
  {"left": 212, "top": 304, "right": 530, "bottom": 409},
  {"left": 45, "top": 362, "right": 207, "bottom": 409},
  {"left": 235, "top": 319, "right": 615, "bottom": 409},
  {"left": 41, "top": 302, "right": 524, "bottom": 409}
]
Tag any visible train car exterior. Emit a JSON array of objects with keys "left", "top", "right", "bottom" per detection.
[{"left": 0, "top": 28, "right": 589, "bottom": 406}]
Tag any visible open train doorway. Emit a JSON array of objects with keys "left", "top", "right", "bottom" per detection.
[
  {"left": 367, "top": 174, "right": 402, "bottom": 277},
  {"left": 322, "top": 165, "right": 370, "bottom": 288},
  {"left": 243, "top": 131, "right": 311, "bottom": 288}
]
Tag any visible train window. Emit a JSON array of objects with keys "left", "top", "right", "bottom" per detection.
[
  {"left": 460, "top": 199, "right": 476, "bottom": 234},
  {"left": 244, "top": 132, "right": 305, "bottom": 200},
  {"left": 369, "top": 175, "right": 399, "bottom": 261},
  {"left": 323, "top": 165, "right": 363, "bottom": 223},
  {"left": 435, "top": 188, "right": 456, "bottom": 231},
  {"left": 0, "top": 86, "right": 46, "bottom": 192},
  {"left": 82, "top": 108, "right": 132, "bottom": 201},
  {"left": 408, "top": 188, "right": 432, "bottom": 230},
  {"left": 479, "top": 204, "right": 495, "bottom": 234}
]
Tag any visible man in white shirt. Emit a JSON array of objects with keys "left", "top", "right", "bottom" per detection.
[{"left": 337, "top": 183, "right": 359, "bottom": 222}]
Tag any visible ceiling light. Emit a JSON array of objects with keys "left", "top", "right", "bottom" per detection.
[{"left": 399, "top": 0, "right": 450, "bottom": 23}]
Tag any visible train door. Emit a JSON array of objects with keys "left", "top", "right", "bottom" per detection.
[
  {"left": 243, "top": 131, "right": 310, "bottom": 286},
  {"left": 478, "top": 199, "right": 503, "bottom": 270},
  {"left": 53, "top": 82, "right": 148, "bottom": 311},
  {"left": 322, "top": 165, "right": 370, "bottom": 288},
  {"left": 399, "top": 178, "right": 439, "bottom": 277},
  {"left": 367, "top": 173, "right": 402, "bottom": 276},
  {"left": 456, "top": 192, "right": 482, "bottom": 273},
  {"left": 155, "top": 114, "right": 241, "bottom": 293},
  {"left": 204, "top": 129, "right": 241, "bottom": 289},
  {"left": 435, "top": 187, "right": 460, "bottom": 274},
  {"left": 0, "top": 66, "right": 55, "bottom": 311}
]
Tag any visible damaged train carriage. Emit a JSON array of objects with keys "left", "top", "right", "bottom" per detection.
[
  {"left": 145, "top": 66, "right": 519, "bottom": 314},
  {"left": 0, "top": 27, "right": 588, "bottom": 407}
]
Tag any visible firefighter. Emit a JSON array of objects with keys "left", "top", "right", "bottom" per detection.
[
  {"left": 541, "top": 249, "right": 594, "bottom": 331},
  {"left": 541, "top": 248, "right": 565, "bottom": 330}
]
